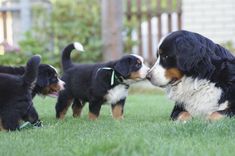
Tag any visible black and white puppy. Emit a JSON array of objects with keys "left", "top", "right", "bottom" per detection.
[
  {"left": 0, "top": 55, "right": 41, "bottom": 131},
  {"left": 56, "top": 42, "right": 149, "bottom": 120},
  {"left": 0, "top": 64, "right": 64, "bottom": 98},
  {"left": 147, "top": 30, "right": 235, "bottom": 121}
]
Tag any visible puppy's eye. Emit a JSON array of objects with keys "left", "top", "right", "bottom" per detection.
[{"left": 50, "top": 76, "right": 58, "bottom": 83}]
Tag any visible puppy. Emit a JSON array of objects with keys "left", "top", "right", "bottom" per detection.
[
  {"left": 147, "top": 30, "right": 235, "bottom": 121},
  {"left": 56, "top": 42, "right": 149, "bottom": 120},
  {"left": 0, "top": 63, "right": 64, "bottom": 98},
  {"left": 0, "top": 55, "right": 42, "bottom": 131}
]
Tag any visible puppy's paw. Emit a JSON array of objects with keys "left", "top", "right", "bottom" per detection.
[
  {"left": 176, "top": 111, "right": 192, "bottom": 122},
  {"left": 207, "top": 112, "right": 225, "bottom": 121}
]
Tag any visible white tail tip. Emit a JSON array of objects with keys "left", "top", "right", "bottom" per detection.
[{"left": 73, "top": 42, "right": 84, "bottom": 52}]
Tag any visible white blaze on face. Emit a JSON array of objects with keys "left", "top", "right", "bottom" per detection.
[
  {"left": 148, "top": 57, "right": 171, "bottom": 86},
  {"left": 130, "top": 54, "right": 150, "bottom": 79},
  {"left": 49, "top": 65, "right": 58, "bottom": 73},
  {"left": 49, "top": 65, "right": 65, "bottom": 90},
  {"left": 58, "top": 79, "right": 65, "bottom": 90}
]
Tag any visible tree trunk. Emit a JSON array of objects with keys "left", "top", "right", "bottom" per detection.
[{"left": 101, "top": 0, "right": 123, "bottom": 61}]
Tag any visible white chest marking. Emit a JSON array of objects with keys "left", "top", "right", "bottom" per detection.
[
  {"left": 166, "top": 77, "right": 228, "bottom": 117},
  {"left": 105, "top": 85, "right": 128, "bottom": 104}
]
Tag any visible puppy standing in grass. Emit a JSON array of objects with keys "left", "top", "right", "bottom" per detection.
[{"left": 56, "top": 42, "right": 149, "bottom": 120}]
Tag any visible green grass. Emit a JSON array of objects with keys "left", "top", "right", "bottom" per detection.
[{"left": 1, "top": 93, "right": 235, "bottom": 156}]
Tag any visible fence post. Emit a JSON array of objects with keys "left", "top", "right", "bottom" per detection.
[
  {"left": 20, "top": 0, "right": 31, "bottom": 39},
  {"left": 101, "top": 0, "right": 123, "bottom": 61}
]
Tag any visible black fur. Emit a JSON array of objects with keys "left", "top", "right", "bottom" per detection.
[
  {"left": 170, "top": 102, "right": 186, "bottom": 120},
  {"left": 56, "top": 43, "right": 148, "bottom": 119},
  {"left": 156, "top": 30, "right": 235, "bottom": 120},
  {"left": 0, "top": 56, "right": 41, "bottom": 131},
  {"left": 0, "top": 64, "right": 63, "bottom": 98}
]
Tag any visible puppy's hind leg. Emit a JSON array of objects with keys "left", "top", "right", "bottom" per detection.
[
  {"left": 208, "top": 106, "right": 235, "bottom": 121},
  {"left": 72, "top": 98, "right": 85, "bottom": 118},
  {"left": 55, "top": 90, "right": 73, "bottom": 119},
  {"left": 1, "top": 111, "right": 21, "bottom": 131}
]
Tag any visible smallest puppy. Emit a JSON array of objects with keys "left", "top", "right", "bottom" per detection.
[{"left": 0, "top": 55, "right": 41, "bottom": 131}]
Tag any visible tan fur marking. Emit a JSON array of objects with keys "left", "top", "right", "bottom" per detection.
[
  {"left": 165, "top": 68, "right": 183, "bottom": 80},
  {"left": 72, "top": 106, "right": 83, "bottom": 118},
  {"left": 88, "top": 112, "right": 98, "bottom": 120},
  {"left": 0, "top": 118, "right": 6, "bottom": 131},
  {"left": 58, "top": 99, "right": 72, "bottom": 120},
  {"left": 129, "top": 71, "right": 141, "bottom": 80},
  {"left": 207, "top": 112, "right": 225, "bottom": 121},
  {"left": 137, "top": 59, "right": 141, "bottom": 64},
  {"left": 41, "top": 83, "right": 62, "bottom": 95},
  {"left": 177, "top": 111, "right": 192, "bottom": 121},
  {"left": 112, "top": 105, "right": 124, "bottom": 120}
]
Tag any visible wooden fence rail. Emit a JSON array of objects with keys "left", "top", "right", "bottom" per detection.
[{"left": 124, "top": 0, "right": 182, "bottom": 64}]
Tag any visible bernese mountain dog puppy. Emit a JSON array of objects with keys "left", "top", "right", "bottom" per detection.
[
  {"left": 147, "top": 30, "right": 235, "bottom": 121},
  {"left": 0, "top": 63, "right": 64, "bottom": 98},
  {"left": 0, "top": 55, "right": 42, "bottom": 131},
  {"left": 56, "top": 42, "right": 149, "bottom": 120}
]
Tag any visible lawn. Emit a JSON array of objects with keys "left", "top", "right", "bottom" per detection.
[{"left": 0, "top": 92, "right": 235, "bottom": 156}]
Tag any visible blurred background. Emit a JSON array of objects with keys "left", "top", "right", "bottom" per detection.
[{"left": 0, "top": 0, "right": 235, "bottom": 69}]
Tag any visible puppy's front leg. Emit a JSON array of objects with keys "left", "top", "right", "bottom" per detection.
[
  {"left": 170, "top": 102, "right": 192, "bottom": 122},
  {"left": 111, "top": 99, "right": 125, "bottom": 120},
  {"left": 88, "top": 100, "right": 102, "bottom": 120},
  {"left": 23, "top": 106, "right": 42, "bottom": 127}
]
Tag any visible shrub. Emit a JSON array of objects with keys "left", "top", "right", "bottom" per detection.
[{"left": 1, "top": 0, "right": 102, "bottom": 70}]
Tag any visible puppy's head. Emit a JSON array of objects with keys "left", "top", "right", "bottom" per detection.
[
  {"left": 147, "top": 30, "right": 216, "bottom": 87},
  {"left": 114, "top": 54, "right": 149, "bottom": 82},
  {"left": 36, "top": 64, "right": 65, "bottom": 97}
]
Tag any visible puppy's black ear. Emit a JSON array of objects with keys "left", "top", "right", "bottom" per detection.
[
  {"left": 175, "top": 34, "right": 215, "bottom": 79},
  {"left": 36, "top": 74, "right": 49, "bottom": 87},
  {"left": 114, "top": 57, "right": 131, "bottom": 78}
]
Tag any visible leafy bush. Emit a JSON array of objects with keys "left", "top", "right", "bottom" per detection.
[
  {"left": 0, "top": 0, "right": 102, "bottom": 70},
  {"left": 222, "top": 41, "right": 235, "bottom": 54}
]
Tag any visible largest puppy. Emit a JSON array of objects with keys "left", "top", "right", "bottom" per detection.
[
  {"left": 56, "top": 42, "right": 149, "bottom": 120},
  {"left": 147, "top": 30, "right": 235, "bottom": 121},
  {"left": 0, "top": 56, "right": 41, "bottom": 131}
]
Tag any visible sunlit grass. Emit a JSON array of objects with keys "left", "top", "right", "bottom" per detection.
[{"left": 0, "top": 93, "right": 235, "bottom": 156}]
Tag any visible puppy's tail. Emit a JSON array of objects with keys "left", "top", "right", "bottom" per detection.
[
  {"left": 23, "top": 55, "right": 41, "bottom": 87},
  {"left": 61, "top": 42, "right": 84, "bottom": 71}
]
